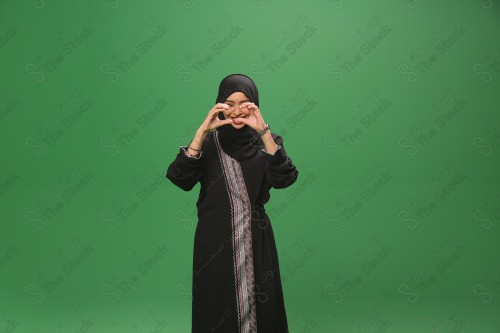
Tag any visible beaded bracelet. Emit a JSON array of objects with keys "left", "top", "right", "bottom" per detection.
[
  {"left": 257, "top": 124, "right": 270, "bottom": 136},
  {"left": 188, "top": 142, "right": 201, "bottom": 151}
]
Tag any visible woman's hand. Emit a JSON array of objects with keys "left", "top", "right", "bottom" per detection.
[
  {"left": 187, "top": 104, "right": 233, "bottom": 156},
  {"left": 235, "top": 102, "right": 278, "bottom": 154},
  {"left": 198, "top": 103, "right": 234, "bottom": 134},
  {"left": 232, "top": 102, "right": 267, "bottom": 132}
]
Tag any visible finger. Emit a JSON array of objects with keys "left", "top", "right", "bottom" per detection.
[
  {"left": 240, "top": 102, "right": 253, "bottom": 109},
  {"left": 221, "top": 119, "right": 233, "bottom": 125},
  {"left": 211, "top": 104, "right": 229, "bottom": 113},
  {"left": 233, "top": 117, "right": 250, "bottom": 125},
  {"left": 245, "top": 107, "right": 258, "bottom": 118},
  {"left": 208, "top": 109, "right": 219, "bottom": 119},
  {"left": 210, "top": 108, "right": 226, "bottom": 119},
  {"left": 246, "top": 104, "right": 259, "bottom": 113},
  {"left": 215, "top": 119, "right": 233, "bottom": 127},
  {"left": 214, "top": 105, "right": 229, "bottom": 113}
]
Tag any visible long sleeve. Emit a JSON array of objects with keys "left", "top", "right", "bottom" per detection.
[
  {"left": 166, "top": 146, "right": 202, "bottom": 191},
  {"left": 262, "top": 135, "right": 299, "bottom": 189}
]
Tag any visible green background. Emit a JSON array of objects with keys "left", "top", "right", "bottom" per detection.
[{"left": 1, "top": 0, "right": 500, "bottom": 332}]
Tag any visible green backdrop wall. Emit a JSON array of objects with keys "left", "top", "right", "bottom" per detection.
[{"left": 1, "top": 0, "right": 499, "bottom": 332}]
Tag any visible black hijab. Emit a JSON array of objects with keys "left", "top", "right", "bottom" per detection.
[{"left": 215, "top": 73, "right": 261, "bottom": 161}]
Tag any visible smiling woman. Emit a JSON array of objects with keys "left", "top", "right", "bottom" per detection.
[
  {"left": 166, "top": 73, "right": 299, "bottom": 332},
  {"left": 220, "top": 91, "right": 251, "bottom": 126}
]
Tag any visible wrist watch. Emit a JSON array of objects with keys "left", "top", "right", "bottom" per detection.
[{"left": 257, "top": 124, "right": 270, "bottom": 136}]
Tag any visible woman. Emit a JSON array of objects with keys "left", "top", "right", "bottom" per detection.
[{"left": 166, "top": 73, "right": 299, "bottom": 332}]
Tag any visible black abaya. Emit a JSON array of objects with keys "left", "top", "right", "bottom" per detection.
[{"left": 166, "top": 130, "right": 298, "bottom": 332}]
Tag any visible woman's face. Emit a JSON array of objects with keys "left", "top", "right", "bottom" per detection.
[{"left": 222, "top": 91, "right": 252, "bottom": 129}]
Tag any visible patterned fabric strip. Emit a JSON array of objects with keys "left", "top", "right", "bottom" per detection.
[{"left": 214, "top": 132, "right": 258, "bottom": 333}]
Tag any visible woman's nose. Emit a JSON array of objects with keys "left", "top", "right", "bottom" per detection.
[{"left": 231, "top": 105, "right": 241, "bottom": 114}]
